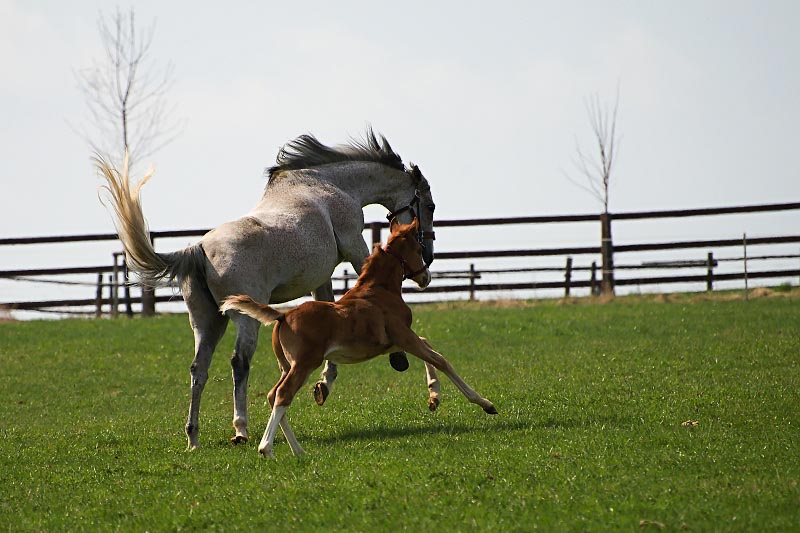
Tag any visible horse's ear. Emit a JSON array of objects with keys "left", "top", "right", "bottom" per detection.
[{"left": 409, "top": 163, "right": 422, "bottom": 184}]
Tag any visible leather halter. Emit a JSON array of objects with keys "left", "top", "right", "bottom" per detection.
[
  {"left": 386, "top": 190, "right": 436, "bottom": 244},
  {"left": 380, "top": 246, "right": 428, "bottom": 279}
]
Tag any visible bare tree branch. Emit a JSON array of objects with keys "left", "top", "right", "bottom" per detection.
[
  {"left": 72, "top": 7, "right": 184, "bottom": 172},
  {"left": 565, "top": 89, "right": 621, "bottom": 214}
]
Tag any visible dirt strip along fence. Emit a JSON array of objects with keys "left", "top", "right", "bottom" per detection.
[{"left": 2, "top": 201, "right": 799, "bottom": 317}]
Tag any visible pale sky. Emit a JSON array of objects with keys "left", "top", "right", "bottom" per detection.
[{"left": 2, "top": 1, "right": 799, "bottom": 308}]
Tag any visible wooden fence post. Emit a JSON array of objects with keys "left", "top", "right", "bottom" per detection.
[
  {"left": 141, "top": 233, "right": 156, "bottom": 317},
  {"left": 469, "top": 263, "right": 476, "bottom": 301},
  {"left": 600, "top": 212, "right": 615, "bottom": 295},
  {"left": 111, "top": 257, "right": 119, "bottom": 318},
  {"left": 108, "top": 274, "right": 118, "bottom": 318},
  {"left": 371, "top": 222, "right": 382, "bottom": 246},
  {"left": 95, "top": 274, "right": 103, "bottom": 318},
  {"left": 706, "top": 252, "right": 714, "bottom": 292},
  {"left": 122, "top": 254, "right": 133, "bottom": 317},
  {"left": 564, "top": 257, "right": 573, "bottom": 298},
  {"left": 343, "top": 269, "right": 350, "bottom": 292},
  {"left": 743, "top": 233, "right": 749, "bottom": 300}
]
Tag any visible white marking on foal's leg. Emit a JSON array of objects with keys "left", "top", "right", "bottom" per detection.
[
  {"left": 314, "top": 361, "right": 337, "bottom": 405},
  {"left": 280, "top": 414, "right": 305, "bottom": 456},
  {"left": 424, "top": 362, "right": 441, "bottom": 411},
  {"left": 258, "top": 405, "right": 287, "bottom": 458}
]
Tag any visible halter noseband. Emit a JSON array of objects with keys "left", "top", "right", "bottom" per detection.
[{"left": 381, "top": 246, "right": 428, "bottom": 280}]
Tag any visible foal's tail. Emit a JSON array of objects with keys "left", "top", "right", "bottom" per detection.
[
  {"left": 95, "top": 154, "right": 207, "bottom": 286},
  {"left": 220, "top": 295, "right": 285, "bottom": 324}
]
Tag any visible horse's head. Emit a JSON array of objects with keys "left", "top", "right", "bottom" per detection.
[
  {"left": 387, "top": 164, "right": 435, "bottom": 267},
  {"left": 385, "top": 217, "right": 431, "bottom": 290}
]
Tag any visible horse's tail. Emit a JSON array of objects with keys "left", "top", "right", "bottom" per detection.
[
  {"left": 95, "top": 154, "right": 206, "bottom": 286},
  {"left": 219, "top": 295, "right": 285, "bottom": 324}
]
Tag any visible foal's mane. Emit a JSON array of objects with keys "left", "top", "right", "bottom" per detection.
[{"left": 266, "top": 127, "right": 404, "bottom": 183}]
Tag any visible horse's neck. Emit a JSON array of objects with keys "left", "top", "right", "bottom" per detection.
[{"left": 314, "top": 162, "right": 412, "bottom": 211}]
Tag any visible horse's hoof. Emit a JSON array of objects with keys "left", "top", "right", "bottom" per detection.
[
  {"left": 313, "top": 382, "right": 329, "bottom": 406},
  {"left": 428, "top": 397, "right": 440, "bottom": 412},
  {"left": 230, "top": 435, "right": 248, "bottom": 445},
  {"left": 389, "top": 351, "right": 409, "bottom": 372},
  {"left": 258, "top": 447, "right": 274, "bottom": 458},
  {"left": 483, "top": 405, "right": 498, "bottom": 415}
]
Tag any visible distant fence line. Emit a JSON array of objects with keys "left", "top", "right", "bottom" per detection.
[{"left": 2, "top": 201, "right": 800, "bottom": 315}]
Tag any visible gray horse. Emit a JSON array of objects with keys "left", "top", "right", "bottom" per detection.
[{"left": 97, "top": 129, "right": 436, "bottom": 449}]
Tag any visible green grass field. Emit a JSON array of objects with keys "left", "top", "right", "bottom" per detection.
[{"left": 1, "top": 294, "right": 799, "bottom": 531}]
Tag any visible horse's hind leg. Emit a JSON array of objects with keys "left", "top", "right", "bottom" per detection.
[
  {"left": 184, "top": 280, "right": 229, "bottom": 450},
  {"left": 230, "top": 314, "right": 261, "bottom": 444},
  {"left": 312, "top": 281, "right": 337, "bottom": 405}
]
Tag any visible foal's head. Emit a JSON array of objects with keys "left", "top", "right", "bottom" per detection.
[{"left": 383, "top": 218, "right": 431, "bottom": 290}]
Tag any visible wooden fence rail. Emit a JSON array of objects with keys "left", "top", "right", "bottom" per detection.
[{"left": 2, "top": 201, "right": 799, "bottom": 315}]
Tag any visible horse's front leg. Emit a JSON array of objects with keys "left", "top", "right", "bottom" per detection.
[{"left": 312, "top": 280, "right": 337, "bottom": 405}]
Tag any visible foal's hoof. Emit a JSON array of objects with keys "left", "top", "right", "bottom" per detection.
[
  {"left": 389, "top": 351, "right": 409, "bottom": 372},
  {"left": 313, "top": 382, "right": 329, "bottom": 406},
  {"left": 230, "top": 435, "right": 249, "bottom": 445},
  {"left": 428, "top": 397, "right": 440, "bottom": 412},
  {"left": 483, "top": 405, "right": 499, "bottom": 415}
]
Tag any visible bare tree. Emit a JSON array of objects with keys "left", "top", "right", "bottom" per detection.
[
  {"left": 566, "top": 90, "right": 621, "bottom": 295},
  {"left": 75, "top": 7, "right": 182, "bottom": 171},
  {"left": 567, "top": 91, "right": 620, "bottom": 214}
]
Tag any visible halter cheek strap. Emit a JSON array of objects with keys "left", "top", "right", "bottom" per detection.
[
  {"left": 387, "top": 190, "right": 436, "bottom": 243},
  {"left": 381, "top": 246, "right": 428, "bottom": 279}
]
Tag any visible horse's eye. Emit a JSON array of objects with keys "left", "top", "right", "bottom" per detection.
[{"left": 427, "top": 204, "right": 436, "bottom": 211}]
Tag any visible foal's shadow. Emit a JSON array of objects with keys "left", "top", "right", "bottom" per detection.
[{"left": 306, "top": 418, "right": 530, "bottom": 446}]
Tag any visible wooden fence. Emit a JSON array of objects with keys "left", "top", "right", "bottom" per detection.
[{"left": 2, "top": 201, "right": 799, "bottom": 316}]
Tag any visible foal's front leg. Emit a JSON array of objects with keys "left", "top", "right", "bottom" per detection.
[{"left": 397, "top": 331, "right": 497, "bottom": 415}]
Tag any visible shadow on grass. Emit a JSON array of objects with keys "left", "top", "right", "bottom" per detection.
[
  {"left": 307, "top": 418, "right": 528, "bottom": 445},
  {"left": 305, "top": 412, "right": 636, "bottom": 445},
  {"left": 206, "top": 412, "right": 634, "bottom": 450}
]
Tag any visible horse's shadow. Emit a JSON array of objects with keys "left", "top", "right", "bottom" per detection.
[{"left": 305, "top": 418, "right": 530, "bottom": 446}]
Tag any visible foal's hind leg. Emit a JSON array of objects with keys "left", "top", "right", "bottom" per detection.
[
  {"left": 260, "top": 360, "right": 317, "bottom": 458},
  {"left": 230, "top": 314, "right": 261, "bottom": 444},
  {"left": 312, "top": 281, "right": 337, "bottom": 405},
  {"left": 184, "top": 280, "right": 229, "bottom": 450}
]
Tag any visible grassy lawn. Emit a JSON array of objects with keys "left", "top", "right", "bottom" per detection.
[{"left": 1, "top": 294, "right": 798, "bottom": 530}]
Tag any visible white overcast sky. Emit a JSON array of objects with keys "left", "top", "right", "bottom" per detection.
[{"left": 1, "top": 0, "right": 799, "bottom": 250}]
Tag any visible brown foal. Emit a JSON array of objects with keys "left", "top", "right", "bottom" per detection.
[{"left": 220, "top": 219, "right": 497, "bottom": 457}]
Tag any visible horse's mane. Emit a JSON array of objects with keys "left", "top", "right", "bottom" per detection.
[{"left": 266, "top": 127, "right": 404, "bottom": 183}]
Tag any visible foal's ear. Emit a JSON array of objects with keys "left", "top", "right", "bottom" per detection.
[
  {"left": 390, "top": 216, "right": 417, "bottom": 236},
  {"left": 389, "top": 216, "right": 401, "bottom": 234}
]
